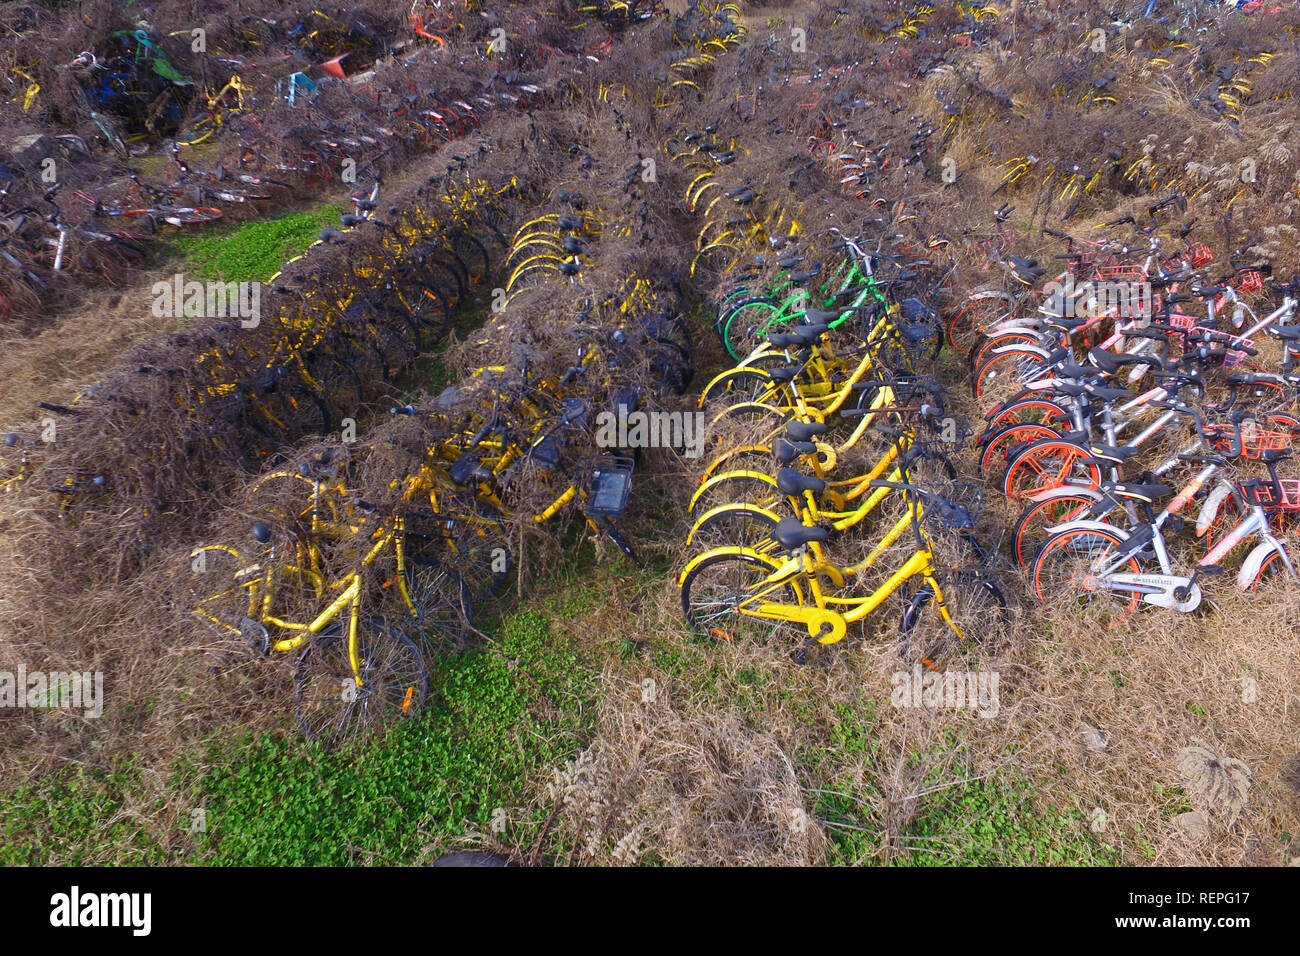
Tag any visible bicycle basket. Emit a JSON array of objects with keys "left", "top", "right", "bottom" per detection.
[
  {"left": 1096, "top": 263, "right": 1146, "bottom": 283},
  {"left": 586, "top": 457, "right": 635, "bottom": 519},
  {"left": 1235, "top": 270, "right": 1265, "bottom": 294},
  {"left": 1186, "top": 243, "right": 1214, "bottom": 268},
  {"left": 1184, "top": 326, "right": 1253, "bottom": 367},
  {"left": 1242, "top": 479, "right": 1300, "bottom": 509},
  {"left": 1207, "top": 424, "right": 1292, "bottom": 460}
]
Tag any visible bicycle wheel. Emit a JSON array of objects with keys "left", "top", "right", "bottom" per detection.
[
  {"left": 155, "top": 205, "right": 223, "bottom": 226},
  {"left": 408, "top": 503, "right": 512, "bottom": 604},
  {"left": 720, "top": 297, "right": 781, "bottom": 360},
  {"left": 898, "top": 570, "right": 1008, "bottom": 671},
  {"left": 978, "top": 422, "right": 1061, "bottom": 474},
  {"left": 688, "top": 504, "right": 781, "bottom": 551},
  {"left": 948, "top": 296, "right": 1011, "bottom": 351},
  {"left": 1032, "top": 527, "right": 1140, "bottom": 625},
  {"left": 284, "top": 381, "right": 332, "bottom": 436},
  {"left": 293, "top": 622, "right": 428, "bottom": 750},
  {"left": 1011, "top": 493, "right": 1099, "bottom": 566},
  {"left": 402, "top": 556, "right": 473, "bottom": 647},
  {"left": 1001, "top": 438, "right": 1101, "bottom": 499},
  {"left": 985, "top": 397, "right": 1070, "bottom": 430},
  {"left": 1251, "top": 549, "right": 1291, "bottom": 591},
  {"left": 393, "top": 273, "right": 452, "bottom": 338},
  {"left": 969, "top": 330, "right": 1039, "bottom": 376},
  {"left": 699, "top": 368, "right": 780, "bottom": 409},
  {"left": 185, "top": 545, "right": 256, "bottom": 642},
  {"left": 680, "top": 551, "right": 806, "bottom": 644},
  {"left": 972, "top": 346, "right": 1050, "bottom": 407}
]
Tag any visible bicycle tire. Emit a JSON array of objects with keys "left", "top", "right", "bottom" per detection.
[
  {"left": 680, "top": 550, "right": 806, "bottom": 644},
  {"left": 293, "top": 623, "right": 428, "bottom": 750}
]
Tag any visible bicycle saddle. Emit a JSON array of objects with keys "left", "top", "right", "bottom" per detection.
[
  {"left": 801, "top": 308, "right": 843, "bottom": 324},
  {"left": 775, "top": 437, "right": 816, "bottom": 464},
  {"left": 774, "top": 516, "right": 831, "bottom": 551},
  {"left": 767, "top": 332, "right": 807, "bottom": 349},
  {"left": 450, "top": 454, "right": 493, "bottom": 486},
  {"left": 776, "top": 467, "right": 826, "bottom": 497},
  {"left": 767, "top": 365, "right": 801, "bottom": 383},
  {"left": 1106, "top": 481, "right": 1172, "bottom": 503},
  {"left": 785, "top": 420, "right": 828, "bottom": 442},
  {"left": 1088, "top": 347, "right": 1148, "bottom": 373},
  {"left": 1088, "top": 442, "right": 1142, "bottom": 463},
  {"left": 789, "top": 323, "right": 830, "bottom": 343}
]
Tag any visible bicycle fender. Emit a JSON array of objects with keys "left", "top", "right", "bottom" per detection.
[
  {"left": 676, "top": 546, "right": 782, "bottom": 587},
  {"left": 686, "top": 503, "right": 783, "bottom": 547},
  {"left": 736, "top": 345, "right": 782, "bottom": 369},
  {"left": 1237, "top": 541, "right": 1283, "bottom": 590},
  {"left": 988, "top": 342, "right": 1050, "bottom": 360},
  {"left": 1025, "top": 485, "right": 1104, "bottom": 505},
  {"left": 1042, "top": 519, "right": 1129, "bottom": 538},
  {"left": 697, "top": 368, "right": 774, "bottom": 408},
  {"left": 1194, "top": 480, "right": 1235, "bottom": 537},
  {"left": 688, "top": 469, "right": 777, "bottom": 514},
  {"left": 965, "top": 288, "right": 1014, "bottom": 305}
]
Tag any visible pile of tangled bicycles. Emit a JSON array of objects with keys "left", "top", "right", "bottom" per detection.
[{"left": 4, "top": 0, "right": 1300, "bottom": 749}]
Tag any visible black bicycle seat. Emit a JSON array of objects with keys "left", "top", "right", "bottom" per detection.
[
  {"left": 774, "top": 516, "right": 831, "bottom": 551},
  {"left": 1088, "top": 347, "right": 1148, "bottom": 373},
  {"left": 776, "top": 467, "right": 826, "bottom": 498},
  {"left": 785, "top": 420, "right": 828, "bottom": 442},
  {"left": 775, "top": 437, "right": 816, "bottom": 463}
]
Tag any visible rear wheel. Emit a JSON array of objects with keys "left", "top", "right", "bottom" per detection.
[
  {"left": 1011, "top": 493, "right": 1099, "bottom": 566},
  {"left": 1032, "top": 527, "right": 1140, "bottom": 625},
  {"left": 1001, "top": 438, "right": 1101, "bottom": 499},
  {"left": 899, "top": 570, "right": 1008, "bottom": 671},
  {"left": 948, "top": 296, "right": 1010, "bottom": 351}
]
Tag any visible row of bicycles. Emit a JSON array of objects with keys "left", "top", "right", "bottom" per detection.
[
  {"left": 0, "top": 0, "right": 639, "bottom": 325},
  {"left": 676, "top": 207, "right": 1007, "bottom": 665},
  {"left": 179, "top": 34, "right": 718, "bottom": 746},
  {"left": 954, "top": 201, "right": 1300, "bottom": 623}
]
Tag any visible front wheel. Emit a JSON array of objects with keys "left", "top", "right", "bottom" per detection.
[
  {"left": 293, "top": 623, "right": 428, "bottom": 751},
  {"left": 899, "top": 570, "right": 1008, "bottom": 671},
  {"left": 680, "top": 551, "right": 806, "bottom": 645},
  {"left": 1001, "top": 438, "right": 1102, "bottom": 499},
  {"left": 1011, "top": 493, "right": 1100, "bottom": 566}
]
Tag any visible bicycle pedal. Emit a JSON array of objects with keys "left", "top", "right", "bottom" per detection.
[{"left": 790, "top": 645, "right": 809, "bottom": 666}]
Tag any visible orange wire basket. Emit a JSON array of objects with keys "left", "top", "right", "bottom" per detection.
[
  {"left": 1207, "top": 424, "right": 1293, "bottom": 460},
  {"left": 1235, "top": 270, "right": 1265, "bottom": 294},
  {"left": 1185, "top": 242, "right": 1214, "bottom": 267},
  {"left": 1096, "top": 263, "right": 1147, "bottom": 282},
  {"left": 1242, "top": 479, "right": 1300, "bottom": 510}
]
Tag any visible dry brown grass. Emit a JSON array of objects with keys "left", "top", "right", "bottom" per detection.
[{"left": 7, "top": 0, "right": 1300, "bottom": 868}]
